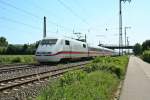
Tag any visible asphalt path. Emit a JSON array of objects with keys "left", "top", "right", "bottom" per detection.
[{"left": 120, "top": 56, "right": 150, "bottom": 100}]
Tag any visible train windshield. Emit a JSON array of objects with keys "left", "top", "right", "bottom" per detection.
[{"left": 41, "top": 39, "right": 57, "bottom": 45}]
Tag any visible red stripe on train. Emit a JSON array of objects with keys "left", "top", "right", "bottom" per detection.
[
  {"left": 47, "top": 51, "right": 88, "bottom": 56},
  {"left": 46, "top": 51, "right": 106, "bottom": 56}
]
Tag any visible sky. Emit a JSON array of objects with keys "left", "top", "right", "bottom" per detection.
[{"left": 0, "top": 0, "right": 149, "bottom": 46}]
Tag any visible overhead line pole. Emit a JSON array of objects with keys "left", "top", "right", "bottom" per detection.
[
  {"left": 119, "top": 0, "right": 122, "bottom": 55},
  {"left": 124, "top": 27, "right": 127, "bottom": 48},
  {"left": 43, "top": 16, "right": 46, "bottom": 38},
  {"left": 127, "top": 36, "right": 129, "bottom": 54},
  {"left": 124, "top": 26, "right": 131, "bottom": 54},
  {"left": 119, "top": 0, "right": 131, "bottom": 55}
]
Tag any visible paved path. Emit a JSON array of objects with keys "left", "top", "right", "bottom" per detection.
[{"left": 120, "top": 56, "right": 150, "bottom": 100}]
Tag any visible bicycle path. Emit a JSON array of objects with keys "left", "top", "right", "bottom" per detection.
[{"left": 120, "top": 56, "right": 150, "bottom": 100}]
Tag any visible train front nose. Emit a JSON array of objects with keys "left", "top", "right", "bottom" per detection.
[
  {"left": 35, "top": 47, "right": 60, "bottom": 62},
  {"left": 35, "top": 38, "right": 60, "bottom": 62},
  {"left": 35, "top": 50, "right": 55, "bottom": 62}
]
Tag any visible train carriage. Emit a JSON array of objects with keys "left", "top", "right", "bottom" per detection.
[{"left": 35, "top": 37, "right": 118, "bottom": 62}]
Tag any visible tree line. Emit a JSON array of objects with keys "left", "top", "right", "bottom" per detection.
[
  {"left": 1, "top": 36, "right": 149, "bottom": 56},
  {"left": 0, "top": 37, "right": 40, "bottom": 55},
  {"left": 133, "top": 40, "right": 150, "bottom": 55},
  {"left": 131, "top": 40, "right": 150, "bottom": 63}
]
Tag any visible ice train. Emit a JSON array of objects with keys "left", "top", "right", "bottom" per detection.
[{"left": 35, "top": 37, "right": 118, "bottom": 62}]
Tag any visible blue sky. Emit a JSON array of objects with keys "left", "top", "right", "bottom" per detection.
[{"left": 0, "top": 0, "right": 149, "bottom": 46}]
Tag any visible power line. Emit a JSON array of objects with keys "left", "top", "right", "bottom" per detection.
[
  {"left": 0, "top": 16, "right": 56, "bottom": 34},
  {"left": 0, "top": 0, "right": 72, "bottom": 31},
  {"left": 24, "top": 0, "right": 62, "bottom": 20},
  {"left": 73, "top": 0, "right": 88, "bottom": 17},
  {"left": 0, "top": 16, "right": 41, "bottom": 30},
  {"left": 57, "top": 0, "right": 89, "bottom": 25},
  {"left": 0, "top": 6, "right": 41, "bottom": 25},
  {"left": 0, "top": 0, "right": 40, "bottom": 19}
]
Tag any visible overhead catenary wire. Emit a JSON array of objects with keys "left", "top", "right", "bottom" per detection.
[
  {"left": 57, "top": 0, "right": 89, "bottom": 25},
  {"left": 0, "top": 17, "right": 40, "bottom": 30},
  {"left": 0, "top": 16, "right": 56, "bottom": 33},
  {"left": 0, "top": 0, "right": 40, "bottom": 19},
  {"left": 0, "top": 0, "right": 72, "bottom": 31},
  {"left": 73, "top": 0, "right": 88, "bottom": 17},
  {"left": 22, "top": 0, "right": 62, "bottom": 21}
]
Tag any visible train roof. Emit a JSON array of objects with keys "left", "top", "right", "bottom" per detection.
[
  {"left": 43, "top": 37, "right": 87, "bottom": 44},
  {"left": 88, "top": 45, "right": 114, "bottom": 51},
  {"left": 43, "top": 37, "right": 116, "bottom": 52}
]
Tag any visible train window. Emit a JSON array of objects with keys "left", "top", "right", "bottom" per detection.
[
  {"left": 83, "top": 44, "right": 86, "bottom": 48},
  {"left": 41, "top": 39, "right": 57, "bottom": 45},
  {"left": 65, "top": 40, "right": 70, "bottom": 45}
]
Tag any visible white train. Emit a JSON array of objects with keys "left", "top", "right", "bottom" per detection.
[{"left": 35, "top": 37, "right": 118, "bottom": 62}]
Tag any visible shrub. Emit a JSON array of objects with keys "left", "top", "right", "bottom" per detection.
[
  {"left": 37, "top": 56, "right": 128, "bottom": 100},
  {"left": 11, "top": 57, "right": 23, "bottom": 63},
  {"left": 142, "top": 50, "right": 150, "bottom": 63},
  {"left": 85, "top": 56, "right": 128, "bottom": 78},
  {"left": 59, "top": 70, "right": 86, "bottom": 86},
  {"left": 85, "top": 63, "right": 122, "bottom": 78},
  {"left": 37, "top": 71, "right": 119, "bottom": 100}
]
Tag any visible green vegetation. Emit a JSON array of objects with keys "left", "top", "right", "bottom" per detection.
[
  {"left": 133, "top": 40, "right": 150, "bottom": 63},
  {"left": 0, "top": 55, "right": 37, "bottom": 64},
  {"left": 37, "top": 56, "right": 128, "bottom": 100},
  {"left": 85, "top": 56, "right": 128, "bottom": 79},
  {"left": 0, "top": 36, "right": 40, "bottom": 55},
  {"left": 0, "top": 37, "right": 8, "bottom": 47},
  {"left": 142, "top": 50, "right": 150, "bottom": 63},
  {"left": 142, "top": 40, "right": 150, "bottom": 51},
  {"left": 133, "top": 43, "right": 142, "bottom": 55}
]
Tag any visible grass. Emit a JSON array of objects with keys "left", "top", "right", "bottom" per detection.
[
  {"left": 37, "top": 71, "right": 119, "bottom": 100},
  {"left": 0, "top": 55, "right": 37, "bottom": 64},
  {"left": 36, "top": 56, "right": 129, "bottom": 100},
  {"left": 86, "top": 56, "right": 129, "bottom": 79}
]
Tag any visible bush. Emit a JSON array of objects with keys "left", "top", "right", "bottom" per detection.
[
  {"left": 11, "top": 57, "right": 23, "bottom": 63},
  {"left": 85, "top": 56, "right": 128, "bottom": 78},
  {"left": 133, "top": 43, "right": 142, "bottom": 55},
  {"left": 37, "top": 56, "right": 128, "bottom": 100},
  {"left": 142, "top": 50, "right": 150, "bottom": 63},
  {"left": 59, "top": 70, "right": 86, "bottom": 86},
  {"left": 85, "top": 63, "right": 122, "bottom": 78},
  {"left": 37, "top": 71, "right": 119, "bottom": 100}
]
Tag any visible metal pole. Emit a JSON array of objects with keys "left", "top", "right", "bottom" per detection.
[
  {"left": 119, "top": 0, "right": 131, "bottom": 55},
  {"left": 119, "top": 0, "right": 123, "bottom": 55},
  {"left": 125, "top": 27, "right": 127, "bottom": 48},
  {"left": 43, "top": 16, "right": 46, "bottom": 38},
  {"left": 56, "top": 25, "right": 59, "bottom": 34},
  {"left": 124, "top": 26, "right": 131, "bottom": 54},
  {"left": 127, "top": 37, "right": 129, "bottom": 54},
  {"left": 85, "top": 34, "right": 86, "bottom": 42},
  {"left": 125, "top": 27, "right": 127, "bottom": 54}
]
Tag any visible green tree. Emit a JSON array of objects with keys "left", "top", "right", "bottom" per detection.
[
  {"left": 133, "top": 43, "right": 142, "bottom": 55},
  {"left": 142, "top": 40, "right": 150, "bottom": 51},
  {"left": 35, "top": 41, "right": 40, "bottom": 49},
  {"left": 6, "top": 44, "right": 17, "bottom": 54},
  {"left": 142, "top": 50, "right": 150, "bottom": 63},
  {"left": 21, "top": 44, "right": 28, "bottom": 54},
  {"left": 0, "top": 37, "right": 8, "bottom": 46}
]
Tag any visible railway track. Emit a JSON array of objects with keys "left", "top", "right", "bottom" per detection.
[
  {"left": 0, "top": 64, "right": 42, "bottom": 73},
  {"left": 0, "top": 60, "right": 90, "bottom": 73},
  {"left": 0, "top": 61, "right": 90, "bottom": 81},
  {"left": 0, "top": 61, "right": 89, "bottom": 100},
  {"left": 0, "top": 63, "right": 33, "bottom": 68}
]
